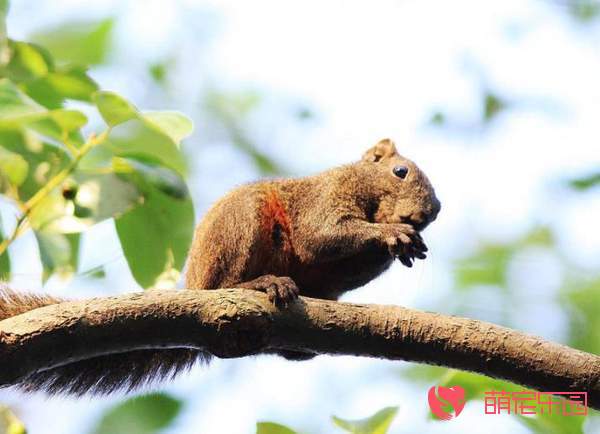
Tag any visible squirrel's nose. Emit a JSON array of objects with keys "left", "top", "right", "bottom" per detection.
[{"left": 409, "top": 198, "right": 440, "bottom": 231}]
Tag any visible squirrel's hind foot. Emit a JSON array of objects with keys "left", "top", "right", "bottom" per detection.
[{"left": 238, "top": 275, "right": 300, "bottom": 307}]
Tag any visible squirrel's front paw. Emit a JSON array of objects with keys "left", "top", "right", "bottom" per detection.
[
  {"left": 382, "top": 224, "right": 428, "bottom": 267},
  {"left": 240, "top": 275, "right": 300, "bottom": 307}
]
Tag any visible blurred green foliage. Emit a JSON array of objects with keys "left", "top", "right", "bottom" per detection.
[
  {"left": 482, "top": 92, "right": 507, "bottom": 122},
  {"left": 454, "top": 226, "right": 553, "bottom": 292},
  {"left": 332, "top": 407, "right": 399, "bottom": 434},
  {"left": 258, "top": 406, "right": 399, "bottom": 434},
  {"left": 30, "top": 18, "right": 114, "bottom": 66},
  {"left": 90, "top": 393, "right": 183, "bottom": 434},
  {"left": 562, "top": 278, "right": 600, "bottom": 355},
  {"left": 148, "top": 60, "right": 170, "bottom": 86},
  {"left": 0, "top": 405, "right": 26, "bottom": 434},
  {"left": 256, "top": 422, "right": 299, "bottom": 434},
  {"left": 0, "top": 216, "right": 9, "bottom": 280},
  {"left": 205, "top": 90, "right": 283, "bottom": 175},
  {"left": 403, "top": 366, "right": 587, "bottom": 434},
  {"left": 428, "top": 88, "right": 511, "bottom": 131},
  {"left": 0, "top": 4, "right": 194, "bottom": 289},
  {"left": 563, "top": 0, "right": 600, "bottom": 22},
  {"left": 568, "top": 173, "right": 600, "bottom": 191}
]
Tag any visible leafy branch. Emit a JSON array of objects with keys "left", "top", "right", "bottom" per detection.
[{"left": 0, "top": 13, "right": 195, "bottom": 286}]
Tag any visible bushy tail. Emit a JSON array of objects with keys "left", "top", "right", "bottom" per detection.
[{"left": 0, "top": 287, "right": 210, "bottom": 396}]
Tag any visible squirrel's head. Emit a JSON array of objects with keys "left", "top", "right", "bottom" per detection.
[{"left": 361, "top": 138, "right": 441, "bottom": 231}]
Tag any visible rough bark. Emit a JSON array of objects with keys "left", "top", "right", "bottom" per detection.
[{"left": 0, "top": 288, "right": 598, "bottom": 408}]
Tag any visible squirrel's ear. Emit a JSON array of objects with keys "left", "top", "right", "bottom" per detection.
[{"left": 361, "top": 138, "right": 398, "bottom": 162}]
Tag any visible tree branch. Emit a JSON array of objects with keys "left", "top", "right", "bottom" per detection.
[{"left": 1, "top": 288, "right": 598, "bottom": 408}]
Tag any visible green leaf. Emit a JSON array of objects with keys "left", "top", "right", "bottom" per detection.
[
  {"left": 483, "top": 92, "right": 506, "bottom": 122},
  {"left": 0, "top": 130, "right": 71, "bottom": 201},
  {"left": 93, "top": 91, "right": 138, "bottom": 127},
  {"left": 66, "top": 232, "right": 80, "bottom": 272},
  {"left": 516, "top": 410, "right": 585, "bottom": 434},
  {"left": 74, "top": 173, "right": 142, "bottom": 222},
  {"left": 148, "top": 61, "right": 168, "bottom": 85},
  {"left": 429, "top": 111, "right": 446, "bottom": 126},
  {"left": 0, "top": 2, "right": 8, "bottom": 71},
  {"left": 80, "top": 264, "right": 106, "bottom": 279},
  {"left": 113, "top": 157, "right": 188, "bottom": 200},
  {"left": 22, "top": 66, "right": 99, "bottom": 108},
  {"left": 0, "top": 146, "right": 28, "bottom": 185},
  {"left": 0, "top": 87, "right": 87, "bottom": 147},
  {"left": 24, "top": 109, "right": 88, "bottom": 147},
  {"left": 50, "top": 109, "right": 87, "bottom": 132},
  {"left": 105, "top": 118, "right": 188, "bottom": 176},
  {"left": 1, "top": 39, "right": 97, "bottom": 108},
  {"left": 26, "top": 172, "right": 141, "bottom": 234},
  {"left": 30, "top": 18, "right": 114, "bottom": 66},
  {"left": 5, "top": 40, "right": 50, "bottom": 81},
  {"left": 332, "top": 407, "right": 398, "bottom": 434},
  {"left": 34, "top": 230, "right": 78, "bottom": 282},
  {"left": 562, "top": 278, "right": 600, "bottom": 354},
  {"left": 46, "top": 66, "right": 98, "bottom": 100},
  {"left": 0, "top": 216, "right": 10, "bottom": 281},
  {"left": 256, "top": 422, "right": 298, "bottom": 434},
  {"left": 142, "top": 111, "right": 193, "bottom": 144},
  {"left": 94, "top": 93, "right": 195, "bottom": 143},
  {"left": 91, "top": 393, "right": 183, "bottom": 434},
  {"left": 116, "top": 186, "right": 194, "bottom": 288},
  {"left": 93, "top": 93, "right": 192, "bottom": 172},
  {"left": 7, "top": 421, "right": 26, "bottom": 434},
  {"left": 0, "top": 78, "right": 44, "bottom": 120},
  {"left": 568, "top": 172, "right": 600, "bottom": 191}
]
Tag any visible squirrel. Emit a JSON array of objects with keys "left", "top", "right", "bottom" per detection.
[{"left": 0, "top": 138, "right": 440, "bottom": 396}]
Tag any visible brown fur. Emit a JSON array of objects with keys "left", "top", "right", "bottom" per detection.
[
  {"left": 186, "top": 138, "right": 440, "bottom": 298},
  {"left": 0, "top": 138, "right": 440, "bottom": 395}
]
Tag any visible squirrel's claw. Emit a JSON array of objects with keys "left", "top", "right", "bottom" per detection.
[
  {"left": 266, "top": 278, "right": 300, "bottom": 308},
  {"left": 398, "top": 255, "right": 413, "bottom": 267},
  {"left": 385, "top": 225, "right": 429, "bottom": 267},
  {"left": 237, "top": 275, "right": 300, "bottom": 307},
  {"left": 239, "top": 275, "right": 299, "bottom": 308}
]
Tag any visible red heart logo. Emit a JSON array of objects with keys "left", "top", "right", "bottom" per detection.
[{"left": 428, "top": 385, "right": 466, "bottom": 420}]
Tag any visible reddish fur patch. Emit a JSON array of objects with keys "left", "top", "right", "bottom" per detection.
[{"left": 261, "top": 188, "right": 295, "bottom": 255}]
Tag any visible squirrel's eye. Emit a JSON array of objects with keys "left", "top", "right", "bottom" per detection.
[{"left": 393, "top": 165, "right": 409, "bottom": 179}]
